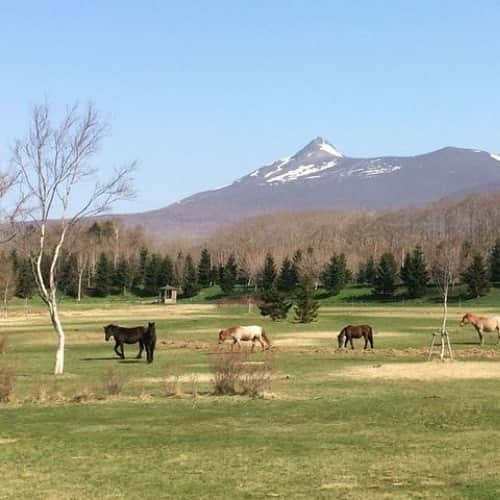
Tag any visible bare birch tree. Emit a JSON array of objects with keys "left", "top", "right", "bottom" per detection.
[
  {"left": 429, "top": 237, "right": 461, "bottom": 360},
  {"left": 11, "top": 103, "right": 135, "bottom": 374}
]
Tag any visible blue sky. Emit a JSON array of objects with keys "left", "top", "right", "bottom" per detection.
[{"left": 1, "top": 1, "right": 499, "bottom": 213}]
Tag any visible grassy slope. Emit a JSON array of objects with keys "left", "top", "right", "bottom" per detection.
[{"left": 2, "top": 289, "right": 500, "bottom": 498}]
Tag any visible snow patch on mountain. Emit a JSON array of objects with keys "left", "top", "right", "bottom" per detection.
[
  {"left": 266, "top": 160, "right": 338, "bottom": 183},
  {"left": 319, "top": 142, "right": 343, "bottom": 157},
  {"left": 491, "top": 153, "right": 500, "bottom": 163}
]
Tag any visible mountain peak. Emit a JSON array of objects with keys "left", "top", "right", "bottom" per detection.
[{"left": 299, "top": 137, "right": 343, "bottom": 158}]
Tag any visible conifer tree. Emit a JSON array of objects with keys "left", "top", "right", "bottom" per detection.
[
  {"left": 158, "top": 255, "right": 174, "bottom": 287},
  {"left": 15, "top": 258, "right": 36, "bottom": 299},
  {"left": 356, "top": 262, "right": 367, "bottom": 284},
  {"left": 462, "top": 253, "right": 491, "bottom": 297},
  {"left": 489, "top": 239, "right": 500, "bottom": 286},
  {"left": 113, "top": 256, "right": 132, "bottom": 295},
  {"left": 373, "top": 253, "right": 398, "bottom": 297},
  {"left": 220, "top": 254, "right": 238, "bottom": 295},
  {"left": 291, "top": 249, "right": 302, "bottom": 284},
  {"left": 137, "top": 247, "right": 148, "bottom": 288},
  {"left": 182, "top": 254, "right": 199, "bottom": 298},
  {"left": 365, "top": 256, "right": 376, "bottom": 285},
  {"left": 277, "top": 256, "right": 297, "bottom": 293},
  {"left": 401, "top": 246, "right": 429, "bottom": 298},
  {"left": 94, "top": 253, "right": 113, "bottom": 297},
  {"left": 198, "top": 248, "right": 212, "bottom": 288},
  {"left": 59, "top": 253, "right": 79, "bottom": 298},
  {"left": 260, "top": 252, "right": 277, "bottom": 291},
  {"left": 210, "top": 265, "right": 219, "bottom": 286},
  {"left": 144, "top": 253, "right": 162, "bottom": 296},
  {"left": 294, "top": 276, "right": 320, "bottom": 323},
  {"left": 259, "top": 286, "right": 292, "bottom": 321},
  {"left": 322, "top": 253, "right": 349, "bottom": 295}
]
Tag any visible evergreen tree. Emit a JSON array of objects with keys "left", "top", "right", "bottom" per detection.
[
  {"left": 365, "top": 256, "right": 376, "bottom": 285},
  {"left": 113, "top": 256, "right": 132, "bottom": 295},
  {"left": 401, "top": 246, "right": 429, "bottom": 298},
  {"left": 172, "top": 252, "right": 184, "bottom": 287},
  {"left": 182, "top": 254, "right": 199, "bottom": 298},
  {"left": 294, "top": 276, "right": 320, "bottom": 323},
  {"left": 94, "top": 253, "right": 113, "bottom": 297},
  {"left": 462, "top": 253, "right": 491, "bottom": 297},
  {"left": 277, "top": 256, "right": 297, "bottom": 293},
  {"left": 489, "top": 239, "right": 500, "bottom": 286},
  {"left": 197, "top": 248, "right": 212, "bottom": 288},
  {"left": 220, "top": 254, "right": 238, "bottom": 295},
  {"left": 209, "top": 265, "right": 219, "bottom": 286},
  {"left": 260, "top": 252, "right": 277, "bottom": 291},
  {"left": 259, "top": 286, "right": 292, "bottom": 321},
  {"left": 400, "top": 252, "right": 411, "bottom": 285},
  {"left": 144, "top": 254, "right": 162, "bottom": 296},
  {"left": 59, "top": 253, "right": 79, "bottom": 297},
  {"left": 356, "top": 262, "right": 367, "bottom": 284},
  {"left": 291, "top": 249, "right": 302, "bottom": 284},
  {"left": 158, "top": 255, "right": 174, "bottom": 287},
  {"left": 137, "top": 247, "right": 148, "bottom": 288},
  {"left": 373, "top": 253, "right": 398, "bottom": 297},
  {"left": 15, "top": 258, "right": 36, "bottom": 299},
  {"left": 322, "top": 253, "right": 349, "bottom": 296}
]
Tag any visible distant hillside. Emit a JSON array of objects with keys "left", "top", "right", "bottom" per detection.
[{"left": 118, "top": 137, "right": 500, "bottom": 238}]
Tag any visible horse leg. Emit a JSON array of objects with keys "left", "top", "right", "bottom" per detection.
[
  {"left": 258, "top": 337, "right": 266, "bottom": 351},
  {"left": 251, "top": 340, "right": 256, "bottom": 353},
  {"left": 364, "top": 335, "right": 368, "bottom": 350},
  {"left": 369, "top": 335, "right": 374, "bottom": 349},
  {"left": 113, "top": 340, "right": 122, "bottom": 358},
  {"left": 344, "top": 337, "right": 348, "bottom": 348},
  {"left": 136, "top": 340, "right": 144, "bottom": 359},
  {"left": 477, "top": 327, "right": 484, "bottom": 346},
  {"left": 350, "top": 337, "right": 354, "bottom": 350}
]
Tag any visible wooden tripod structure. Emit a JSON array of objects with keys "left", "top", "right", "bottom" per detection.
[{"left": 428, "top": 330, "right": 453, "bottom": 361}]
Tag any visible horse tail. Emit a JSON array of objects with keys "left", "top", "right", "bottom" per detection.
[{"left": 261, "top": 329, "right": 272, "bottom": 348}]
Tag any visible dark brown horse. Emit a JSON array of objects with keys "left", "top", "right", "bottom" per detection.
[
  {"left": 104, "top": 322, "right": 157, "bottom": 363},
  {"left": 337, "top": 324, "right": 375, "bottom": 349}
]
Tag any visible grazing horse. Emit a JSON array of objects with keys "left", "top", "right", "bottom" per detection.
[
  {"left": 460, "top": 313, "right": 500, "bottom": 346},
  {"left": 218, "top": 325, "right": 272, "bottom": 351},
  {"left": 337, "top": 324, "right": 375, "bottom": 349},
  {"left": 104, "top": 322, "right": 157, "bottom": 363}
]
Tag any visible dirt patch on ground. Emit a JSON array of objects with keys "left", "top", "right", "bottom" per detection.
[
  {"left": 159, "top": 340, "right": 212, "bottom": 350},
  {"left": 333, "top": 361, "right": 500, "bottom": 380}
]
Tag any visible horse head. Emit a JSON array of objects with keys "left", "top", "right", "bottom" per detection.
[
  {"left": 460, "top": 313, "right": 471, "bottom": 327},
  {"left": 148, "top": 321, "right": 156, "bottom": 333},
  {"left": 104, "top": 324, "right": 114, "bottom": 341},
  {"left": 218, "top": 329, "right": 226, "bottom": 344}
]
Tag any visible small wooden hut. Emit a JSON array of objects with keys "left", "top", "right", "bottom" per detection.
[{"left": 158, "top": 285, "right": 178, "bottom": 304}]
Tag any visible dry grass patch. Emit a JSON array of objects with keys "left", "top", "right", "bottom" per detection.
[{"left": 334, "top": 361, "right": 500, "bottom": 381}]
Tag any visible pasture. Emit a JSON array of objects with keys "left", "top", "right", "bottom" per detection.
[{"left": 2, "top": 299, "right": 500, "bottom": 499}]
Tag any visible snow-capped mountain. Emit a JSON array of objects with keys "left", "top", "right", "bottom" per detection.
[{"left": 121, "top": 138, "right": 500, "bottom": 237}]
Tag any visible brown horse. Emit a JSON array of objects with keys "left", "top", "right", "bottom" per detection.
[
  {"left": 104, "top": 322, "right": 157, "bottom": 363},
  {"left": 460, "top": 313, "right": 500, "bottom": 346},
  {"left": 218, "top": 325, "right": 272, "bottom": 351},
  {"left": 338, "top": 324, "right": 375, "bottom": 349}
]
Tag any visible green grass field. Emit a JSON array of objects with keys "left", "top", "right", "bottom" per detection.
[{"left": 2, "top": 288, "right": 500, "bottom": 499}]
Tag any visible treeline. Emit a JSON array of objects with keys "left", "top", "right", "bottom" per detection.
[{"left": 4, "top": 190, "right": 500, "bottom": 306}]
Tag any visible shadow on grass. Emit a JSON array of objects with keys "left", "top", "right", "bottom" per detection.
[{"left": 81, "top": 356, "right": 118, "bottom": 361}]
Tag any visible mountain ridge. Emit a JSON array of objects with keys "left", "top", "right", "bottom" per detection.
[{"left": 117, "top": 138, "right": 500, "bottom": 238}]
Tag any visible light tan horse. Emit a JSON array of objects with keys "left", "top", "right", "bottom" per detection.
[
  {"left": 460, "top": 313, "right": 500, "bottom": 346},
  {"left": 218, "top": 325, "right": 272, "bottom": 351}
]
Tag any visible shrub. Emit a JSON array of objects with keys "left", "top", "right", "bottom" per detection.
[
  {"left": 0, "top": 364, "right": 14, "bottom": 402},
  {"left": 239, "top": 356, "right": 273, "bottom": 397},
  {"left": 72, "top": 385, "right": 95, "bottom": 403},
  {"left": 210, "top": 352, "right": 245, "bottom": 395},
  {"left": 103, "top": 367, "right": 127, "bottom": 396},
  {"left": 210, "top": 351, "right": 273, "bottom": 397}
]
